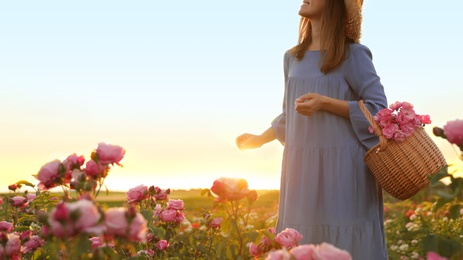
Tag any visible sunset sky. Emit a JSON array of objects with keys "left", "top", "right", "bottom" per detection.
[{"left": 1, "top": 0, "right": 462, "bottom": 192}]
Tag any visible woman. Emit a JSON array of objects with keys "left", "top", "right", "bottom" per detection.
[{"left": 236, "top": 0, "right": 388, "bottom": 259}]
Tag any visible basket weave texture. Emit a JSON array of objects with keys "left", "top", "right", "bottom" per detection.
[{"left": 359, "top": 101, "right": 447, "bottom": 200}]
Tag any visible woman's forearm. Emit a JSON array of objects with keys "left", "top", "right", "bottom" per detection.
[
  {"left": 259, "top": 127, "right": 277, "bottom": 144},
  {"left": 321, "top": 96, "right": 350, "bottom": 119}
]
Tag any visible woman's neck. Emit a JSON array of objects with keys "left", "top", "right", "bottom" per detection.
[{"left": 309, "top": 20, "right": 322, "bottom": 51}]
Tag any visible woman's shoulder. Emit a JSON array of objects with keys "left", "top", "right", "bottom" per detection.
[
  {"left": 348, "top": 43, "right": 373, "bottom": 57},
  {"left": 284, "top": 48, "right": 295, "bottom": 58}
]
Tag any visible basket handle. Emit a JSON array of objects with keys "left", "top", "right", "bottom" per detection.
[{"left": 358, "top": 100, "right": 388, "bottom": 152}]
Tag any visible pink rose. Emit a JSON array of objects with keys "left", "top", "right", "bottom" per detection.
[
  {"left": 393, "top": 130, "right": 407, "bottom": 142},
  {"left": 160, "top": 209, "right": 177, "bottom": 222},
  {"left": 20, "top": 230, "right": 31, "bottom": 241},
  {"left": 126, "top": 185, "right": 149, "bottom": 204},
  {"left": 419, "top": 114, "right": 431, "bottom": 124},
  {"left": 89, "top": 237, "right": 103, "bottom": 249},
  {"left": 289, "top": 244, "right": 316, "bottom": 260},
  {"left": 10, "top": 196, "right": 27, "bottom": 207},
  {"left": 153, "top": 204, "right": 162, "bottom": 218},
  {"left": 400, "top": 107, "right": 416, "bottom": 121},
  {"left": 35, "top": 159, "right": 62, "bottom": 190},
  {"left": 0, "top": 221, "right": 13, "bottom": 232},
  {"left": 48, "top": 200, "right": 105, "bottom": 238},
  {"left": 401, "top": 102, "right": 414, "bottom": 109},
  {"left": 85, "top": 160, "right": 106, "bottom": 177},
  {"left": 265, "top": 249, "right": 291, "bottom": 260},
  {"left": 175, "top": 211, "right": 185, "bottom": 224},
  {"left": 443, "top": 119, "right": 463, "bottom": 146},
  {"left": 382, "top": 124, "right": 398, "bottom": 139},
  {"left": 5, "top": 233, "right": 21, "bottom": 257},
  {"left": 104, "top": 207, "right": 147, "bottom": 242},
  {"left": 211, "top": 177, "right": 250, "bottom": 201},
  {"left": 26, "top": 194, "right": 37, "bottom": 202},
  {"left": 96, "top": 143, "right": 125, "bottom": 165},
  {"left": 167, "top": 199, "right": 184, "bottom": 210},
  {"left": 157, "top": 240, "right": 169, "bottom": 251},
  {"left": 249, "top": 243, "right": 262, "bottom": 257},
  {"left": 20, "top": 235, "right": 44, "bottom": 254},
  {"left": 427, "top": 251, "right": 448, "bottom": 260},
  {"left": 389, "top": 101, "right": 403, "bottom": 111},
  {"left": 268, "top": 227, "right": 276, "bottom": 235},
  {"left": 128, "top": 212, "right": 148, "bottom": 242},
  {"left": 313, "top": 243, "right": 352, "bottom": 260},
  {"left": 208, "top": 217, "right": 223, "bottom": 228},
  {"left": 63, "top": 153, "right": 85, "bottom": 171},
  {"left": 0, "top": 197, "right": 3, "bottom": 205},
  {"left": 275, "top": 228, "right": 303, "bottom": 249},
  {"left": 67, "top": 199, "right": 105, "bottom": 234},
  {"left": 104, "top": 208, "right": 129, "bottom": 237},
  {"left": 154, "top": 188, "right": 170, "bottom": 200}
]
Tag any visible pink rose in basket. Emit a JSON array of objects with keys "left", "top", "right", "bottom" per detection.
[
  {"left": 443, "top": 119, "right": 463, "bottom": 146},
  {"left": 369, "top": 101, "right": 431, "bottom": 142}
]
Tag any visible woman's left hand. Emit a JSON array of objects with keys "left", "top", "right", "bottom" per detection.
[{"left": 295, "top": 93, "right": 325, "bottom": 116}]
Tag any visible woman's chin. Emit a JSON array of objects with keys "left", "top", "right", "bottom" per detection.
[{"left": 298, "top": 10, "right": 310, "bottom": 18}]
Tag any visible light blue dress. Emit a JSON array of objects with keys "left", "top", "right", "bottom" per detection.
[{"left": 272, "top": 44, "right": 388, "bottom": 260}]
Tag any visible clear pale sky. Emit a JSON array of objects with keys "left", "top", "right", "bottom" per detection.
[{"left": 1, "top": 0, "right": 462, "bottom": 192}]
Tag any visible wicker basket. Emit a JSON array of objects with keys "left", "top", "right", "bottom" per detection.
[{"left": 358, "top": 100, "right": 447, "bottom": 200}]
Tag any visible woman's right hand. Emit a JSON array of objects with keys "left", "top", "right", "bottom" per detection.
[{"left": 236, "top": 133, "right": 263, "bottom": 150}]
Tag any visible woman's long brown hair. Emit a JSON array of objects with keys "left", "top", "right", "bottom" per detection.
[{"left": 291, "top": 0, "right": 354, "bottom": 74}]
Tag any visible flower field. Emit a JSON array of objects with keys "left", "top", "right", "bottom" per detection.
[{"left": 1, "top": 118, "right": 462, "bottom": 259}]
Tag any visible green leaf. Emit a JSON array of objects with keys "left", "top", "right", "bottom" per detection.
[
  {"left": 436, "top": 190, "right": 457, "bottom": 200},
  {"left": 201, "top": 188, "right": 210, "bottom": 197},
  {"left": 449, "top": 204, "right": 462, "bottom": 220},
  {"left": 17, "top": 214, "right": 37, "bottom": 224},
  {"left": 13, "top": 226, "right": 32, "bottom": 232},
  {"left": 32, "top": 248, "right": 45, "bottom": 260},
  {"left": 15, "top": 180, "right": 35, "bottom": 188},
  {"left": 429, "top": 167, "right": 450, "bottom": 185}
]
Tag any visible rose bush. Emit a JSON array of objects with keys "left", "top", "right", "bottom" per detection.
[{"left": 1, "top": 141, "right": 462, "bottom": 259}]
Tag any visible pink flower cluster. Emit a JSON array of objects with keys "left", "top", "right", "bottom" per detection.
[
  {"left": 0, "top": 227, "right": 45, "bottom": 259},
  {"left": 125, "top": 185, "right": 171, "bottom": 205},
  {"left": 249, "top": 227, "right": 277, "bottom": 258},
  {"left": 153, "top": 199, "right": 186, "bottom": 224},
  {"left": 265, "top": 243, "right": 352, "bottom": 260},
  {"left": 250, "top": 228, "right": 352, "bottom": 260},
  {"left": 40, "top": 199, "right": 147, "bottom": 243},
  {"left": 210, "top": 177, "right": 258, "bottom": 201},
  {"left": 369, "top": 101, "right": 431, "bottom": 142},
  {"left": 34, "top": 143, "right": 125, "bottom": 190},
  {"left": 104, "top": 206, "right": 148, "bottom": 242},
  {"left": 41, "top": 199, "right": 105, "bottom": 238}
]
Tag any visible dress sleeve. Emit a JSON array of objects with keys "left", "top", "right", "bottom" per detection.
[
  {"left": 271, "top": 51, "right": 291, "bottom": 144},
  {"left": 346, "top": 44, "right": 388, "bottom": 150}
]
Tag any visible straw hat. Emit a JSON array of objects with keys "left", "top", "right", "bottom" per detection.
[{"left": 344, "top": 0, "right": 363, "bottom": 42}]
